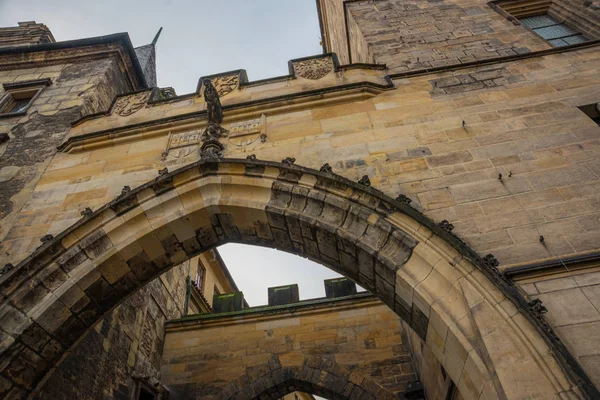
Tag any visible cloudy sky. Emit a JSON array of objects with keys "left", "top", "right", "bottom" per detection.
[
  {"left": 0, "top": 1, "right": 362, "bottom": 307},
  {"left": 0, "top": 0, "right": 323, "bottom": 94}
]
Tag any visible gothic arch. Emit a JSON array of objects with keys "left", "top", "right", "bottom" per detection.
[
  {"left": 215, "top": 355, "right": 396, "bottom": 400},
  {"left": 0, "top": 158, "right": 590, "bottom": 399}
]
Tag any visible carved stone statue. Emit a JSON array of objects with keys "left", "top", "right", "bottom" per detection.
[
  {"left": 204, "top": 79, "right": 223, "bottom": 125},
  {"left": 199, "top": 79, "right": 228, "bottom": 159},
  {"left": 201, "top": 79, "right": 228, "bottom": 143}
]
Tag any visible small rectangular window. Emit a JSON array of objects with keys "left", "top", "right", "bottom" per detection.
[
  {"left": 520, "top": 15, "right": 589, "bottom": 47},
  {"left": 195, "top": 265, "right": 205, "bottom": 292},
  {"left": 0, "top": 78, "right": 51, "bottom": 118},
  {"left": 490, "top": 1, "right": 591, "bottom": 48}
]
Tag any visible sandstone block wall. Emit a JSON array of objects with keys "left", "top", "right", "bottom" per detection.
[
  {"left": 36, "top": 262, "right": 190, "bottom": 400},
  {"left": 322, "top": 0, "right": 552, "bottom": 70},
  {"left": 518, "top": 269, "right": 600, "bottom": 389},
  {"left": 161, "top": 297, "right": 417, "bottom": 398},
  {"left": 218, "top": 50, "right": 600, "bottom": 269},
  {"left": 0, "top": 56, "right": 131, "bottom": 266},
  {"left": 550, "top": 0, "right": 600, "bottom": 40},
  {"left": 3, "top": 46, "right": 599, "bottom": 391},
  {"left": 0, "top": 22, "right": 55, "bottom": 49}
]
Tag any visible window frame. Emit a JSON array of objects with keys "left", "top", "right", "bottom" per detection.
[
  {"left": 195, "top": 264, "right": 206, "bottom": 292},
  {"left": 0, "top": 78, "right": 51, "bottom": 118},
  {"left": 488, "top": 0, "right": 591, "bottom": 48},
  {"left": 134, "top": 380, "right": 165, "bottom": 400},
  {"left": 519, "top": 14, "right": 589, "bottom": 47}
]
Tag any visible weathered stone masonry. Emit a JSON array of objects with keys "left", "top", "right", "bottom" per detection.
[
  {"left": 2, "top": 2, "right": 600, "bottom": 398},
  {"left": 162, "top": 295, "right": 417, "bottom": 399}
]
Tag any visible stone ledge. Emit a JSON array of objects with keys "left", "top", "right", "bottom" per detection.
[{"left": 168, "top": 292, "right": 376, "bottom": 329}]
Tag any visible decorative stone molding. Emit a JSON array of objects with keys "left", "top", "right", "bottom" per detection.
[
  {"left": 111, "top": 91, "right": 151, "bottom": 116},
  {"left": 228, "top": 114, "right": 266, "bottom": 139},
  {"left": 292, "top": 57, "right": 334, "bottom": 80}
]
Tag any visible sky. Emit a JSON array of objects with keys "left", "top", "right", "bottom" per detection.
[
  {"left": 0, "top": 0, "right": 324, "bottom": 94},
  {"left": 0, "top": 1, "right": 361, "bottom": 310}
]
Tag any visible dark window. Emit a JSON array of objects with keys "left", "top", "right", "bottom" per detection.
[
  {"left": 195, "top": 265, "right": 205, "bottom": 292},
  {"left": 139, "top": 387, "right": 156, "bottom": 400},
  {"left": 0, "top": 78, "right": 51, "bottom": 117},
  {"left": 520, "top": 15, "right": 589, "bottom": 47},
  {"left": 8, "top": 98, "right": 31, "bottom": 113},
  {"left": 578, "top": 103, "right": 600, "bottom": 126},
  {"left": 490, "top": 1, "right": 591, "bottom": 48}
]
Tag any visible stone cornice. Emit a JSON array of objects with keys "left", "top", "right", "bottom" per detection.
[
  {"left": 388, "top": 39, "right": 600, "bottom": 81},
  {"left": 166, "top": 293, "right": 378, "bottom": 332},
  {"left": 504, "top": 251, "right": 600, "bottom": 281}
]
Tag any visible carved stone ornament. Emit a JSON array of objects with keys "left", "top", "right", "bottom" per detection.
[
  {"left": 199, "top": 139, "right": 224, "bottom": 160},
  {"left": 0, "top": 263, "right": 14, "bottom": 275},
  {"left": 229, "top": 114, "right": 266, "bottom": 139},
  {"left": 396, "top": 194, "right": 412, "bottom": 205},
  {"left": 438, "top": 220, "right": 455, "bottom": 232},
  {"left": 209, "top": 74, "right": 240, "bottom": 97},
  {"left": 358, "top": 175, "right": 371, "bottom": 187},
  {"left": 320, "top": 163, "right": 333, "bottom": 173},
  {"left": 120, "top": 186, "right": 132, "bottom": 196},
  {"left": 196, "top": 80, "right": 228, "bottom": 161},
  {"left": 112, "top": 91, "right": 151, "bottom": 117},
  {"left": 281, "top": 157, "right": 296, "bottom": 166},
  {"left": 201, "top": 123, "right": 228, "bottom": 142},
  {"left": 528, "top": 299, "right": 548, "bottom": 315},
  {"left": 483, "top": 254, "right": 500, "bottom": 268},
  {"left": 293, "top": 58, "right": 333, "bottom": 80},
  {"left": 161, "top": 130, "right": 202, "bottom": 161}
]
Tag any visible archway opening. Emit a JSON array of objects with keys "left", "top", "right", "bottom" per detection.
[{"left": 219, "top": 243, "right": 366, "bottom": 306}]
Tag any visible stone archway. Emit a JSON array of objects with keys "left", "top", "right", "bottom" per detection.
[
  {"left": 0, "top": 158, "right": 590, "bottom": 399},
  {"left": 216, "top": 355, "right": 397, "bottom": 400}
]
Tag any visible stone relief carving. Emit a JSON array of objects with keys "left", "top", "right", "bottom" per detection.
[
  {"left": 161, "top": 114, "right": 267, "bottom": 161},
  {"left": 161, "top": 130, "right": 202, "bottom": 161},
  {"left": 112, "top": 91, "right": 151, "bottom": 117},
  {"left": 162, "top": 82, "right": 264, "bottom": 161},
  {"left": 293, "top": 58, "right": 333, "bottom": 80},
  {"left": 228, "top": 114, "right": 267, "bottom": 144},
  {"left": 209, "top": 74, "right": 239, "bottom": 97}
]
